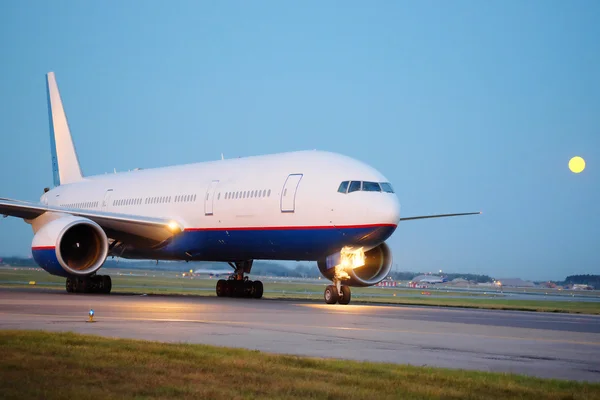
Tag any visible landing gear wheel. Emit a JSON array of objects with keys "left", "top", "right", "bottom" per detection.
[
  {"left": 324, "top": 285, "right": 339, "bottom": 304},
  {"left": 102, "top": 275, "right": 112, "bottom": 294},
  {"left": 65, "top": 275, "right": 112, "bottom": 294},
  {"left": 216, "top": 279, "right": 227, "bottom": 297},
  {"left": 338, "top": 285, "right": 351, "bottom": 305},
  {"left": 79, "top": 279, "right": 87, "bottom": 293},
  {"left": 231, "top": 280, "right": 243, "bottom": 298},
  {"left": 243, "top": 279, "right": 253, "bottom": 298},
  {"left": 223, "top": 280, "right": 233, "bottom": 297},
  {"left": 252, "top": 281, "right": 263, "bottom": 299},
  {"left": 72, "top": 278, "right": 79, "bottom": 293},
  {"left": 214, "top": 260, "right": 264, "bottom": 299}
]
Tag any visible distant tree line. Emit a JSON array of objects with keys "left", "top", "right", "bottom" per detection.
[
  {"left": 445, "top": 273, "right": 494, "bottom": 283},
  {"left": 561, "top": 275, "right": 600, "bottom": 289},
  {"left": 0, "top": 256, "right": 593, "bottom": 286},
  {"left": 0, "top": 257, "right": 37, "bottom": 267},
  {"left": 0, "top": 256, "right": 190, "bottom": 271},
  {"left": 0, "top": 256, "right": 320, "bottom": 277},
  {"left": 251, "top": 263, "right": 320, "bottom": 278},
  {"left": 388, "top": 271, "right": 416, "bottom": 281},
  {"left": 388, "top": 271, "right": 494, "bottom": 283}
]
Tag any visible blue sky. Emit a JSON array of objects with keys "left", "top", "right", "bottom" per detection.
[{"left": 0, "top": 1, "right": 598, "bottom": 280}]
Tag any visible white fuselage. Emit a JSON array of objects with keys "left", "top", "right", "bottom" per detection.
[{"left": 40, "top": 150, "right": 401, "bottom": 262}]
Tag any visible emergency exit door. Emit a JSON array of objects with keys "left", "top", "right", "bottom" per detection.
[
  {"left": 204, "top": 180, "right": 219, "bottom": 215},
  {"left": 280, "top": 174, "right": 303, "bottom": 212},
  {"left": 101, "top": 189, "right": 113, "bottom": 212}
]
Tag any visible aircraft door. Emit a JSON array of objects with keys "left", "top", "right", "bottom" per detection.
[
  {"left": 204, "top": 180, "right": 219, "bottom": 215},
  {"left": 280, "top": 174, "right": 303, "bottom": 212},
  {"left": 101, "top": 189, "right": 113, "bottom": 212}
]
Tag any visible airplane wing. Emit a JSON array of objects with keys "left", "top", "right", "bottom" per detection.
[
  {"left": 0, "top": 197, "right": 182, "bottom": 245},
  {"left": 400, "top": 212, "right": 481, "bottom": 222}
]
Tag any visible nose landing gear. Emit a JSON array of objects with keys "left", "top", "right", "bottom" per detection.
[
  {"left": 324, "top": 279, "right": 351, "bottom": 305},
  {"left": 215, "top": 260, "right": 263, "bottom": 299}
]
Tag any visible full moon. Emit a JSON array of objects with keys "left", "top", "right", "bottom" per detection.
[{"left": 569, "top": 156, "right": 586, "bottom": 173}]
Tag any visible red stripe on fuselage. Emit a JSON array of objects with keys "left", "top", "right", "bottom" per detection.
[
  {"left": 184, "top": 224, "right": 397, "bottom": 232},
  {"left": 32, "top": 246, "right": 55, "bottom": 251}
]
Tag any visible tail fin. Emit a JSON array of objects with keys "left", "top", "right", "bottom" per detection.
[{"left": 45, "top": 72, "right": 83, "bottom": 186}]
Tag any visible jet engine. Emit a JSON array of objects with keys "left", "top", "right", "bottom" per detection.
[
  {"left": 31, "top": 215, "right": 108, "bottom": 277},
  {"left": 318, "top": 242, "right": 393, "bottom": 287}
]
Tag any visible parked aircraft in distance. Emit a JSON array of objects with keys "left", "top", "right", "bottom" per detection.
[{"left": 0, "top": 73, "right": 480, "bottom": 304}]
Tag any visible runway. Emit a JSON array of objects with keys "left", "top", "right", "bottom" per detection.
[{"left": 1, "top": 288, "right": 599, "bottom": 382}]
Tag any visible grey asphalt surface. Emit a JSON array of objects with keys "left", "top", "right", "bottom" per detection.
[{"left": 0, "top": 288, "right": 599, "bottom": 382}]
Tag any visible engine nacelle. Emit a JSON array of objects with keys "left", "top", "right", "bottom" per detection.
[
  {"left": 317, "top": 242, "right": 393, "bottom": 287},
  {"left": 31, "top": 215, "right": 109, "bottom": 277}
]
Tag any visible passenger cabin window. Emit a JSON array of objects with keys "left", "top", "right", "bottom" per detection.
[
  {"left": 348, "top": 181, "right": 361, "bottom": 193},
  {"left": 338, "top": 181, "right": 349, "bottom": 193},
  {"left": 220, "top": 189, "right": 273, "bottom": 200}
]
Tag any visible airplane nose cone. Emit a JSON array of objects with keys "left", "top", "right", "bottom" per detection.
[
  {"left": 387, "top": 195, "right": 401, "bottom": 226},
  {"left": 375, "top": 194, "right": 400, "bottom": 227},
  {"left": 364, "top": 195, "right": 400, "bottom": 245}
]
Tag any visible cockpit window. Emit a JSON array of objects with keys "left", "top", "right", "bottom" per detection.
[
  {"left": 338, "top": 180, "right": 395, "bottom": 194},
  {"left": 380, "top": 182, "right": 394, "bottom": 193},
  {"left": 362, "top": 181, "right": 381, "bottom": 192},
  {"left": 348, "top": 181, "right": 361, "bottom": 193},
  {"left": 337, "top": 181, "right": 349, "bottom": 193}
]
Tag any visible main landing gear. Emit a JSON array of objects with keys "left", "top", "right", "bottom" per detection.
[
  {"left": 324, "top": 279, "right": 351, "bottom": 305},
  {"left": 65, "top": 275, "right": 112, "bottom": 294},
  {"left": 216, "top": 260, "right": 263, "bottom": 299}
]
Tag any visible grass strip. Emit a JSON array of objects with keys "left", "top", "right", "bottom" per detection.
[{"left": 0, "top": 330, "right": 599, "bottom": 400}]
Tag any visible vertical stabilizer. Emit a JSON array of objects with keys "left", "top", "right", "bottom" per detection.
[{"left": 46, "top": 72, "right": 83, "bottom": 186}]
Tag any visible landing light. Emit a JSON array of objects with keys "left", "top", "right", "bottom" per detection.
[
  {"left": 341, "top": 246, "right": 365, "bottom": 269},
  {"left": 334, "top": 247, "right": 366, "bottom": 281},
  {"left": 167, "top": 221, "right": 182, "bottom": 233}
]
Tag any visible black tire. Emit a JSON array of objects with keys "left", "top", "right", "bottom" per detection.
[
  {"left": 223, "top": 281, "right": 233, "bottom": 297},
  {"left": 252, "top": 281, "right": 264, "bottom": 299},
  {"left": 339, "top": 286, "right": 351, "bottom": 305},
  {"left": 324, "top": 285, "right": 338, "bottom": 304},
  {"left": 243, "top": 280, "right": 253, "bottom": 298},
  {"left": 103, "top": 276, "right": 112, "bottom": 294},
  {"left": 232, "top": 281, "right": 243, "bottom": 298},
  {"left": 66, "top": 278, "right": 73, "bottom": 293},
  {"left": 92, "top": 276, "right": 102, "bottom": 293},
  {"left": 216, "top": 279, "right": 226, "bottom": 297}
]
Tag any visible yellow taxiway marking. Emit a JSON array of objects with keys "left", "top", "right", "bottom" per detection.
[{"left": 1, "top": 312, "right": 599, "bottom": 347}]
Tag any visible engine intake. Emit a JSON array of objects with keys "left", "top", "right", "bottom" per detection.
[
  {"left": 318, "top": 242, "right": 393, "bottom": 287},
  {"left": 32, "top": 216, "right": 108, "bottom": 277}
]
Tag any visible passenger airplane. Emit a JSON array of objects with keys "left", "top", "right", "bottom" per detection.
[{"left": 0, "top": 72, "right": 480, "bottom": 305}]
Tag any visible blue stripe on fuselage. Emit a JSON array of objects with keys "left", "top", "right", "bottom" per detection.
[
  {"left": 143, "top": 224, "right": 397, "bottom": 261},
  {"left": 31, "top": 226, "right": 397, "bottom": 275}
]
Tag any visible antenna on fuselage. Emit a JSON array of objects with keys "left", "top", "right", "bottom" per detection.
[{"left": 221, "top": 153, "right": 224, "bottom": 160}]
